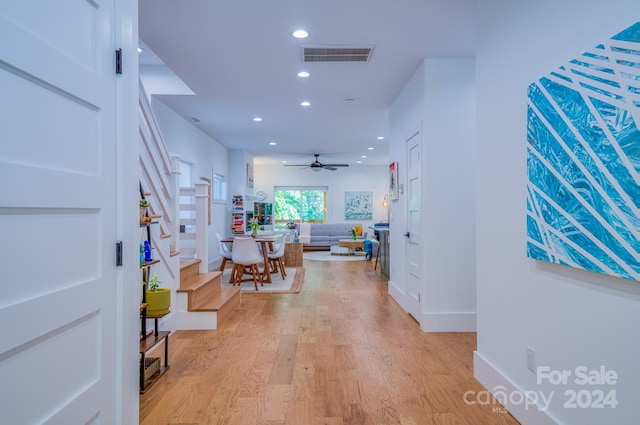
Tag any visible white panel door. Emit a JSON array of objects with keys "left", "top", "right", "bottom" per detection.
[
  {"left": 0, "top": 1, "right": 119, "bottom": 423},
  {"left": 405, "top": 127, "right": 423, "bottom": 321}
]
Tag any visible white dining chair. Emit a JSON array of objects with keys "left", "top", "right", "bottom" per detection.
[
  {"left": 216, "top": 232, "right": 233, "bottom": 271},
  {"left": 267, "top": 233, "right": 289, "bottom": 280},
  {"left": 231, "top": 236, "right": 264, "bottom": 290}
]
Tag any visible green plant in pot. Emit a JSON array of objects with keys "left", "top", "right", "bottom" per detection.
[
  {"left": 145, "top": 274, "right": 170, "bottom": 316},
  {"left": 139, "top": 199, "right": 149, "bottom": 222}
]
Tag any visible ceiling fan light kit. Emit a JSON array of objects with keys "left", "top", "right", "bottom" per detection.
[{"left": 285, "top": 154, "right": 349, "bottom": 171}]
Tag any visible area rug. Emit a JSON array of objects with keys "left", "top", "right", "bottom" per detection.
[
  {"left": 221, "top": 267, "right": 305, "bottom": 293},
  {"left": 303, "top": 251, "right": 368, "bottom": 262}
]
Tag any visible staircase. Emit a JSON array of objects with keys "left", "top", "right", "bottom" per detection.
[
  {"left": 176, "top": 259, "right": 241, "bottom": 330},
  {"left": 139, "top": 80, "right": 240, "bottom": 331}
]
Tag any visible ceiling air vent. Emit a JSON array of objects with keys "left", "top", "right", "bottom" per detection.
[{"left": 302, "top": 46, "right": 374, "bottom": 62}]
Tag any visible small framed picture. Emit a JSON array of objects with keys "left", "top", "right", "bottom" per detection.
[
  {"left": 389, "top": 161, "right": 398, "bottom": 201},
  {"left": 246, "top": 163, "right": 254, "bottom": 188}
]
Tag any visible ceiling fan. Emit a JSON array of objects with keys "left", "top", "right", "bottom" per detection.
[{"left": 285, "top": 154, "right": 349, "bottom": 171}]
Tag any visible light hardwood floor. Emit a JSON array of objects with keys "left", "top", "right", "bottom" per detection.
[{"left": 140, "top": 259, "right": 519, "bottom": 425}]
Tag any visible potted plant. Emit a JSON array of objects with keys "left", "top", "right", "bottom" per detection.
[
  {"left": 139, "top": 199, "right": 149, "bottom": 222},
  {"left": 145, "top": 274, "right": 170, "bottom": 316},
  {"left": 249, "top": 217, "right": 259, "bottom": 237}
]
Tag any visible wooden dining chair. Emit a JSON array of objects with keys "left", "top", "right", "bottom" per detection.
[{"left": 231, "top": 236, "right": 264, "bottom": 290}]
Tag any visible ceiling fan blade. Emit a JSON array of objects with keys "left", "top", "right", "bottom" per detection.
[{"left": 284, "top": 154, "right": 349, "bottom": 170}]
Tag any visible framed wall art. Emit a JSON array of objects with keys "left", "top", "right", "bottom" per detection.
[
  {"left": 345, "top": 191, "right": 373, "bottom": 220},
  {"left": 389, "top": 161, "right": 398, "bottom": 201}
]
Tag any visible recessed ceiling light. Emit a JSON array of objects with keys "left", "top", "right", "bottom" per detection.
[
  {"left": 282, "top": 160, "right": 287, "bottom": 164},
  {"left": 377, "top": 136, "right": 385, "bottom": 140},
  {"left": 253, "top": 117, "right": 262, "bottom": 122},
  {"left": 361, "top": 155, "right": 367, "bottom": 158},
  {"left": 292, "top": 29, "right": 308, "bottom": 39},
  {"left": 368, "top": 147, "right": 374, "bottom": 150},
  {"left": 357, "top": 160, "right": 362, "bottom": 164},
  {"left": 297, "top": 71, "right": 310, "bottom": 78},
  {"left": 269, "top": 142, "right": 277, "bottom": 146},
  {"left": 300, "top": 101, "right": 311, "bottom": 107}
]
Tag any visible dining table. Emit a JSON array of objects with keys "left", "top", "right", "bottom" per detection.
[{"left": 221, "top": 235, "right": 282, "bottom": 283}]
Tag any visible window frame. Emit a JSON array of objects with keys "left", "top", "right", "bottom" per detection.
[{"left": 273, "top": 186, "right": 328, "bottom": 229}]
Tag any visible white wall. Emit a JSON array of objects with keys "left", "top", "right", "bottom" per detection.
[
  {"left": 229, "top": 149, "right": 255, "bottom": 200},
  {"left": 475, "top": 2, "right": 640, "bottom": 424},
  {"left": 149, "top": 98, "right": 229, "bottom": 269},
  {"left": 389, "top": 58, "right": 477, "bottom": 331},
  {"left": 253, "top": 164, "right": 389, "bottom": 230}
]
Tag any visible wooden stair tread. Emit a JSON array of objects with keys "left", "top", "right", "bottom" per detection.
[
  {"left": 170, "top": 250, "right": 180, "bottom": 257},
  {"left": 179, "top": 259, "right": 201, "bottom": 280},
  {"left": 160, "top": 233, "right": 172, "bottom": 239},
  {"left": 177, "top": 271, "right": 222, "bottom": 293},
  {"left": 180, "top": 259, "right": 200, "bottom": 270},
  {"left": 189, "top": 286, "right": 240, "bottom": 311}
]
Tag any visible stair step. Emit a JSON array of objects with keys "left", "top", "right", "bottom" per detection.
[
  {"left": 178, "top": 270, "right": 222, "bottom": 294},
  {"left": 160, "top": 233, "right": 172, "bottom": 239},
  {"left": 176, "top": 259, "right": 240, "bottom": 327},
  {"left": 179, "top": 259, "right": 201, "bottom": 280},
  {"left": 170, "top": 250, "right": 180, "bottom": 257},
  {"left": 189, "top": 285, "right": 240, "bottom": 312}
]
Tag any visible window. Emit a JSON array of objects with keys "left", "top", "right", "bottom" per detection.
[
  {"left": 213, "top": 173, "right": 226, "bottom": 203},
  {"left": 273, "top": 186, "right": 327, "bottom": 229}
]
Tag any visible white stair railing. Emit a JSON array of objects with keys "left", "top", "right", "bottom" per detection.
[
  {"left": 179, "top": 181, "right": 209, "bottom": 274},
  {"left": 138, "top": 81, "right": 179, "bottom": 285}
]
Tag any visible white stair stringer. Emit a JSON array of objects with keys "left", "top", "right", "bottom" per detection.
[{"left": 176, "top": 292, "right": 219, "bottom": 330}]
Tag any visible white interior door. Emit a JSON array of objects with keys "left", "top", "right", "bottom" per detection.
[
  {"left": 405, "top": 127, "right": 423, "bottom": 321},
  {"left": 0, "top": 2, "right": 120, "bottom": 423}
]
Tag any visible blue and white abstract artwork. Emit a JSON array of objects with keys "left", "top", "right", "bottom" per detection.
[
  {"left": 527, "top": 22, "right": 640, "bottom": 281},
  {"left": 345, "top": 191, "right": 373, "bottom": 220}
]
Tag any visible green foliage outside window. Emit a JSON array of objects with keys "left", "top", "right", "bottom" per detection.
[{"left": 274, "top": 188, "right": 326, "bottom": 228}]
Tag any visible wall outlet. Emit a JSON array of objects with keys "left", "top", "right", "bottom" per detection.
[{"left": 527, "top": 346, "right": 536, "bottom": 373}]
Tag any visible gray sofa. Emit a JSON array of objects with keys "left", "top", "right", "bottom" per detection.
[{"left": 303, "top": 223, "right": 368, "bottom": 247}]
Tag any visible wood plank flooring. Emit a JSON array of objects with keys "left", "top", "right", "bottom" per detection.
[{"left": 140, "top": 259, "right": 519, "bottom": 425}]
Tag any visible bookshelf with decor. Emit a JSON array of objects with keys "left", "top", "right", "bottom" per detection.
[
  {"left": 139, "top": 190, "right": 169, "bottom": 393},
  {"left": 231, "top": 195, "right": 245, "bottom": 235}
]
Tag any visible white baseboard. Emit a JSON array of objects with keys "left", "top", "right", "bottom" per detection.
[
  {"left": 474, "top": 351, "right": 559, "bottom": 425},
  {"left": 176, "top": 311, "right": 217, "bottom": 330},
  {"left": 420, "top": 312, "right": 476, "bottom": 332},
  {"left": 388, "top": 281, "right": 476, "bottom": 332},
  {"left": 388, "top": 279, "right": 407, "bottom": 310}
]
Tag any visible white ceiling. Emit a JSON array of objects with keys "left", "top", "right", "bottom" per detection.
[{"left": 138, "top": 0, "right": 475, "bottom": 167}]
